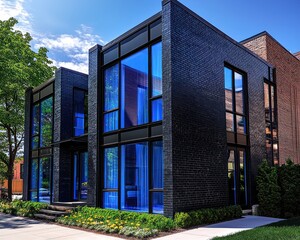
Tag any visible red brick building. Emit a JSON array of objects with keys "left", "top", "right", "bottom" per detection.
[{"left": 242, "top": 32, "right": 300, "bottom": 165}]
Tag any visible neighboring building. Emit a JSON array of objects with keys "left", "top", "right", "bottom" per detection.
[
  {"left": 242, "top": 32, "right": 300, "bottom": 165},
  {"left": 23, "top": 0, "right": 298, "bottom": 218},
  {"left": 1, "top": 159, "right": 24, "bottom": 195}
]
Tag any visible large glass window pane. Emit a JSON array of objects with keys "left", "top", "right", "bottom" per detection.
[
  {"left": 239, "top": 150, "right": 247, "bottom": 206},
  {"left": 32, "top": 103, "right": 40, "bottom": 135},
  {"left": 40, "top": 97, "right": 53, "bottom": 147},
  {"left": 152, "top": 98, "right": 163, "bottom": 122},
  {"left": 227, "top": 150, "right": 236, "bottom": 205},
  {"left": 152, "top": 192, "right": 163, "bottom": 214},
  {"left": 104, "top": 111, "right": 118, "bottom": 132},
  {"left": 74, "top": 89, "right": 87, "bottom": 136},
  {"left": 39, "top": 157, "right": 50, "bottom": 203},
  {"left": 264, "top": 83, "right": 270, "bottom": 120},
  {"left": 80, "top": 152, "right": 88, "bottom": 200},
  {"left": 224, "top": 67, "right": 233, "bottom": 111},
  {"left": 226, "top": 112, "right": 234, "bottom": 132},
  {"left": 121, "top": 49, "right": 148, "bottom": 128},
  {"left": 104, "top": 64, "right": 119, "bottom": 111},
  {"left": 236, "top": 115, "right": 246, "bottom": 134},
  {"left": 103, "top": 192, "right": 118, "bottom": 209},
  {"left": 30, "top": 158, "right": 38, "bottom": 202},
  {"left": 271, "top": 85, "right": 275, "bottom": 121},
  {"left": 152, "top": 141, "right": 163, "bottom": 189},
  {"left": 121, "top": 142, "right": 148, "bottom": 212},
  {"left": 73, "top": 153, "right": 79, "bottom": 200},
  {"left": 235, "top": 72, "right": 244, "bottom": 114},
  {"left": 32, "top": 136, "right": 39, "bottom": 150},
  {"left": 152, "top": 42, "right": 162, "bottom": 97},
  {"left": 104, "top": 147, "right": 118, "bottom": 189}
]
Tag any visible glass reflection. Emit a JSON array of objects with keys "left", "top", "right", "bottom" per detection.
[
  {"left": 103, "top": 192, "right": 118, "bottom": 209},
  {"left": 104, "top": 147, "right": 118, "bottom": 189},
  {"left": 224, "top": 67, "right": 233, "bottom": 111},
  {"left": 152, "top": 141, "right": 163, "bottom": 189},
  {"left": 104, "top": 64, "right": 119, "bottom": 111},
  {"left": 39, "top": 157, "right": 50, "bottom": 203},
  {"left": 121, "top": 142, "right": 148, "bottom": 212},
  {"left": 121, "top": 49, "right": 148, "bottom": 128},
  {"left": 236, "top": 115, "right": 246, "bottom": 134},
  {"left": 228, "top": 150, "right": 236, "bottom": 205},
  {"left": 152, "top": 192, "right": 163, "bottom": 214},
  {"left": 235, "top": 72, "right": 244, "bottom": 114},
  {"left": 152, "top": 98, "right": 163, "bottom": 122},
  {"left": 104, "top": 111, "right": 118, "bottom": 132},
  {"left": 239, "top": 150, "right": 247, "bottom": 206},
  {"left": 264, "top": 83, "right": 270, "bottom": 120},
  {"left": 40, "top": 97, "right": 53, "bottom": 147},
  {"left": 226, "top": 112, "right": 234, "bottom": 132},
  {"left": 152, "top": 42, "right": 162, "bottom": 96},
  {"left": 30, "top": 159, "right": 38, "bottom": 202},
  {"left": 74, "top": 89, "right": 88, "bottom": 136}
]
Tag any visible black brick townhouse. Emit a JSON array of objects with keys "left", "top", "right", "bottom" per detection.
[{"left": 23, "top": 0, "right": 283, "bottom": 218}]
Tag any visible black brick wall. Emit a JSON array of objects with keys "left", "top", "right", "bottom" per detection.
[
  {"left": 87, "top": 45, "right": 102, "bottom": 206},
  {"left": 53, "top": 67, "right": 88, "bottom": 202},
  {"left": 162, "top": 0, "right": 269, "bottom": 217}
]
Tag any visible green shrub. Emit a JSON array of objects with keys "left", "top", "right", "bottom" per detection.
[
  {"left": 0, "top": 200, "right": 47, "bottom": 217},
  {"left": 256, "top": 160, "right": 281, "bottom": 217},
  {"left": 57, "top": 206, "right": 175, "bottom": 238},
  {"left": 174, "top": 205, "right": 242, "bottom": 228},
  {"left": 278, "top": 159, "right": 300, "bottom": 218}
]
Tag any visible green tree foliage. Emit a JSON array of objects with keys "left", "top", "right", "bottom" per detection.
[
  {"left": 278, "top": 159, "right": 300, "bottom": 218},
  {"left": 256, "top": 160, "right": 281, "bottom": 217},
  {"left": 0, "top": 152, "right": 8, "bottom": 185},
  {"left": 0, "top": 17, "right": 55, "bottom": 200}
]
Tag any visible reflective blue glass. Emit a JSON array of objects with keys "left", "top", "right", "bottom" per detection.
[
  {"left": 235, "top": 72, "right": 244, "bottom": 114},
  {"left": 152, "top": 98, "right": 163, "bottom": 122},
  {"left": 103, "top": 192, "right": 118, "bottom": 209},
  {"left": 121, "top": 142, "right": 148, "bottom": 212},
  {"left": 152, "top": 141, "right": 163, "bottom": 189},
  {"left": 104, "top": 64, "right": 119, "bottom": 111},
  {"left": 121, "top": 48, "right": 148, "bottom": 128},
  {"left": 39, "top": 157, "right": 50, "bottom": 203},
  {"left": 32, "top": 104, "right": 39, "bottom": 135},
  {"left": 32, "top": 136, "right": 39, "bottom": 150},
  {"left": 104, "top": 111, "right": 118, "bottom": 132},
  {"left": 30, "top": 159, "right": 38, "bottom": 202},
  {"left": 40, "top": 97, "right": 53, "bottom": 147},
  {"left": 74, "top": 89, "right": 87, "bottom": 136},
  {"left": 80, "top": 152, "right": 88, "bottom": 200},
  {"left": 73, "top": 154, "right": 78, "bottom": 200},
  {"left": 152, "top": 192, "right": 163, "bottom": 214},
  {"left": 152, "top": 42, "right": 162, "bottom": 96},
  {"left": 104, "top": 147, "right": 118, "bottom": 189},
  {"left": 224, "top": 67, "right": 233, "bottom": 111}
]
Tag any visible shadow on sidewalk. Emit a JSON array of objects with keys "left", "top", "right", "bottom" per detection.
[{"left": 0, "top": 213, "right": 41, "bottom": 229}]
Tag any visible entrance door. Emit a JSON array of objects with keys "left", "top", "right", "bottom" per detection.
[
  {"left": 73, "top": 152, "right": 88, "bottom": 201},
  {"left": 228, "top": 147, "right": 248, "bottom": 208}
]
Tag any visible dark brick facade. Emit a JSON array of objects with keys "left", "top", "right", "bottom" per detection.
[
  {"left": 162, "top": 0, "right": 271, "bottom": 217},
  {"left": 52, "top": 68, "right": 88, "bottom": 202},
  {"left": 242, "top": 32, "right": 300, "bottom": 165}
]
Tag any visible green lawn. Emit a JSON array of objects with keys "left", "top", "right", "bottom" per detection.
[{"left": 213, "top": 217, "right": 300, "bottom": 240}]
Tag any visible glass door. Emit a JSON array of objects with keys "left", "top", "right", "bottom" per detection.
[
  {"left": 227, "top": 147, "right": 248, "bottom": 208},
  {"left": 73, "top": 151, "right": 88, "bottom": 201}
]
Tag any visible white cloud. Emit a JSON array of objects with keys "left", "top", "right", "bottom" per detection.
[{"left": 0, "top": 0, "right": 105, "bottom": 74}]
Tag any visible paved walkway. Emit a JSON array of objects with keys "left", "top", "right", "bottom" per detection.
[
  {"left": 156, "top": 215, "right": 284, "bottom": 240},
  {"left": 0, "top": 213, "right": 283, "bottom": 240}
]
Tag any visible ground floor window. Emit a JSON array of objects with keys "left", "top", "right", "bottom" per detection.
[
  {"left": 102, "top": 140, "right": 163, "bottom": 214},
  {"left": 73, "top": 151, "right": 88, "bottom": 201},
  {"left": 29, "top": 157, "right": 51, "bottom": 203},
  {"left": 228, "top": 147, "right": 248, "bottom": 208}
]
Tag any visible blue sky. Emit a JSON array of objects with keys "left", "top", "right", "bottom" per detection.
[{"left": 1, "top": 0, "right": 299, "bottom": 73}]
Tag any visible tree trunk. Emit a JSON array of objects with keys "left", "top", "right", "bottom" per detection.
[{"left": 7, "top": 161, "right": 13, "bottom": 201}]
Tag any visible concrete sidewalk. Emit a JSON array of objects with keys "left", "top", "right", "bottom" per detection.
[
  {"left": 0, "top": 213, "right": 122, "bottom": 240},
  {"left": 0, "top": 213, "right": 283, "bottom": 240},
  {"left": 156, "top": 215, "right": 284, "bottom": 240}
]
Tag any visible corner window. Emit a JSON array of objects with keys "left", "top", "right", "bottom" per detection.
[{"left": 73, "top": 89, "right": 88, "bottom": 136}]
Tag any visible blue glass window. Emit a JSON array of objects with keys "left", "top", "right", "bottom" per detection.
[
  {"left": 39, "top": 157, "right": 51, "bottom": 203},
  {"left": 121, "top": 49, "right": 148, "bottom": 128},
  {"left": 40, "top": 97, "right": 53, "bottom": 147},
  {"left": 80, "top": 152, "right": 88, "bottom": 200},
  {"left": 31, "top": 104, "right": 40, "bottom": 150},
  {"left": 121, "top": 142, "right": 148, "bottom": 212},
  {"left": 152, "top": 42, "right": 162, "bottom": 97},
  {"left": 152, "top": 98, "right": 163, "bottom": 122},
  {"left": 103, "top": 192, "right": 118, "bottom": 209},
  {"left": 235, "top": 72, "right": 244, "bottom": 114},
  {"left": 104, "top": 111, "right": 118, "bottom": 132},
  {"left": 104, "top": 147, "right": 118, "bottom": 189},
  {"left": 224, "top": 67, "right": 233, "bottom": 111},
  {"left": 152, "top": 192, "right": 163, "bottom": 214},
  {"left": 29, "top": 158, "right": 38, "bottom": 202},
  {"left": 104, "top": 64, "right": 119, "bottom": 111},
  {"left": 152, "top": 141, "right": 163, "bottom": 189},
  {"left": 74, "top": 89, "right": 88, "bottom": 136}
]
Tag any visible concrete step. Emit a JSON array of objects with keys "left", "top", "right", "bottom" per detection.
[
  {"left": 242, "top": 209, "right": 252, "bottom": 215},
  {"left": 39, "top": 209, "right": 68, "bottom": 216},
  {"left": 48, "top": 205, "right": 74, "bottom": 212},
  {"left": 34, "top": 213, "right": 56, "bottom": 221}
]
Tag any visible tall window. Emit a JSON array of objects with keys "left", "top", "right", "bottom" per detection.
[
  {"left": 264, "top": 81, "right": 278, "bottom": 165},
  {"left": 102, "top": 140, "right": 163, "bottom": 213},
  {"left": 103, "top": 41, "right": 162, "bottom": 133},
  {"left": 73, "top": 89, "right": 88, "bottom": 136},
  {"left": 225, "top": 66, "right": 247, "bottom": 140},
  {"left": 40, "top": 97, "right": 53, "bottom": 147}
]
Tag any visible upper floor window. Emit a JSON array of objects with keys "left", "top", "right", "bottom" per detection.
[
  {"left": 224, "top": 66, "right": 247, "bottom": 136},
  {"left": 73, "top": 89, "right": 88, "bottom": 136},
  {"left": 103, "top": 41, "right": 162, "bottom": 133}
]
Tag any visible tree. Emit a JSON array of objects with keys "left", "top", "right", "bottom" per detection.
[{"left": 0, "top": 18, "right": 55, "bottom": 201}]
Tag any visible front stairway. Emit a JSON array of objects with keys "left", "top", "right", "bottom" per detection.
[{"left": 34, "top": 205, "right": 74, "bottom": 221}]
